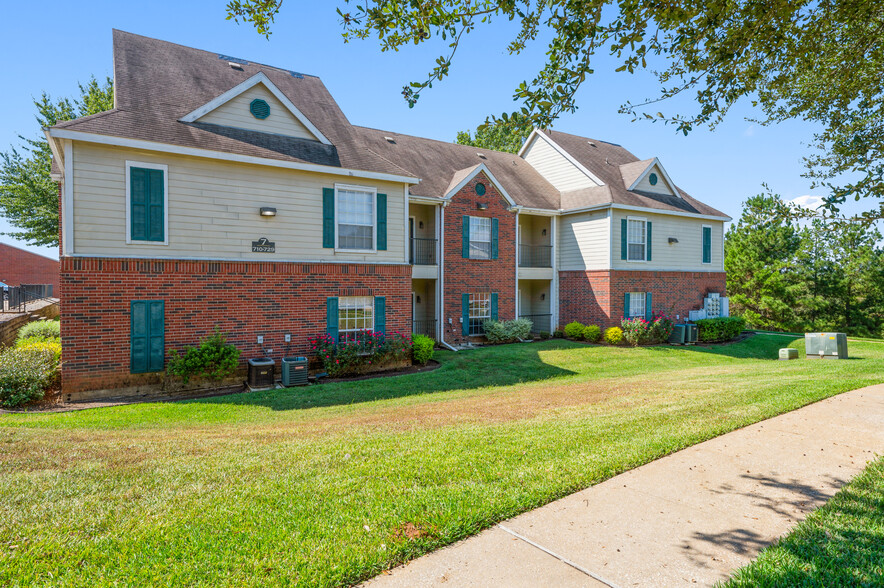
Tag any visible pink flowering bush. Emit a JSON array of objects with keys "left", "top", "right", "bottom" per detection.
[
  {"left": 620, "top": 313, "right": 674, "bottom": 346},
  {"left": 308, "top": 331, "right": 412, "bottom": 377}
]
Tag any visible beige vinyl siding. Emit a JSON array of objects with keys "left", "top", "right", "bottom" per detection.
[
  {"left": 632, "top": 164, "right": 674, "bottom": 195},
  {"left": 611, "top": 210, "right": 724, "bottom": 272},
  {"left": 557, "top": 210, "right": 610, "bottom": 270},
  {"left": 70, "top": 142, "right": 406, "bottom": 263},
  {"left": 522, "top": 136, "right": 595, "bottom": 192},
  {"left": 197, "top": 83, "right": 318, "bottom": 140}
]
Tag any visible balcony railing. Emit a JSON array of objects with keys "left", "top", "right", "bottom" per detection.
[
  {"left": 412, "top": 318, "right": 437, "bottom": 338},
  {"left": 519, "top": 244, "right": 552, "bottom": 268},
  {"left": 410, "top": 238, "right": 438, "bottom": 265},
  {"left": 519, "top": 313, "right": 552, "bottom": 334}
]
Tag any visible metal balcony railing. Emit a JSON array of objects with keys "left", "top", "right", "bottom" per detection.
[
  {"left": 412, "top": 319, "right": 437, "bottom": 338},
  {"left": 518, "top": 313, "right": 552, "bottom": 334},
  {"left": 518, "top": 244, "right": 552, "bottom": 268},
  {"left": 410, "top": 238, "right": 438, "bottom": 265}
]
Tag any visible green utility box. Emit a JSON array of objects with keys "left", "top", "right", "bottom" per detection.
[
  {"left": 804, "top": 332, "right": 848, "bottom": 360},
  {"left": 779, "top": 348, "right": 799, "bottom": 360}
]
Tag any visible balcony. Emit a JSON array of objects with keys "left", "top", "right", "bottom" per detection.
[
  {"left": 518, "top": 244, "right": 552, "bottom": 268},
  {"left": 519, "top": 313, "right": 552, "bottom": 334},
  {"left": 410, "top": 238, "right": 438, "bottom": 265},
  {"left": 412, "top": 318, "right": 437, "bottom": 338}
]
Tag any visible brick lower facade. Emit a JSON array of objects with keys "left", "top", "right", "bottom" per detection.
[
  {"left": 559, "top": 270, "right": 727, "bottom": 329},
  {"left": 60, "top": 258, "right": 411, "bottom": 393},
  {"left": 442, "top": 171, "right": 517, "bottom": 344}
]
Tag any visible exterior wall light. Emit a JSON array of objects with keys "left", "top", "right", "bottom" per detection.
[
  {"left": 477, "top": 203, "right": 488, "bottom": 210},
  {"left": 260, "top": 207, "right": 277, "bottom": 217},
  {"left": 668, "top": 237, "right": 679, "bottom": 244}
]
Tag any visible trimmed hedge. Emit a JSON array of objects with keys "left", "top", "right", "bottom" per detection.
[
  {"left": 604, "top": 327, "right": 624, "bottom": 345},
  {"left": 412, "top": 334, "right": 435, "bottom": 365},
  {"left": 563, "top": 321, "right": 585, "bottom": 339},
  {"left": 697, "top": 316, "right": 746, "bottom": 342},
  {"left": 484, "top": 319, "right": 533, "bottom": 343},
  {"left": 582, "top": 325, "right": 601, "bottom": 342},
  {"left": 0, "top": 344, "right": 60, "bottom": 407}
]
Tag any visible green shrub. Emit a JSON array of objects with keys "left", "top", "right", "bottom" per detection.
[
  {"left": 621, "top": 314, "right": 675, "bottom": 346},
  {"left": 412, "top": 334, "right": 435, "bottom": 365},
  {"left": 167, "top": 329, "right": 241, "bottom": 384},
  {"left": 0, "top": 345, "right": 60, "bottom": 407},
  {"left": 582, "top": 325, "right": 601, "bottom": 342},
  {"left": 15, "top": 340, "right": 62, "bottom": 363},
  {"left": 310, "top": 331, "right": 412, "bottom": 377},
  {"left": 564, "top": 321, "right": 585, "bottom": 339},
  {"left": 16, "top": 320, "right": 60, "bottom": 342},
  {"left": 553, "top": 329, "right": 565, "bottom": 338},
  {"left": 16, "top": 336, "right": 60, "bottom": 348},
  {"left": 604, "top": 326, "right": 624, "bottom": 345},
  {"left": 697, "top": 316, "right": 746, "bottom": 342},
  {"left": 539, "top": 331, "right": 550, "bottom": 340},
  {"left": 484, "top": 318, "right": 533, "bottom": 343}
]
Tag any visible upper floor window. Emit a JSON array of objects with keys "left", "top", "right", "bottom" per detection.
[
  {"left": 126, "top": 161, "right": 168, "bottom": 244},
  {"left": 469, "top": 216, "right": 492, "bottom": 259},
  {"left": 337, "top": 186, "right": 375, "bottom": 251},
  {"left": 627, "top": 218, "right": 646, "bottom": 261}
]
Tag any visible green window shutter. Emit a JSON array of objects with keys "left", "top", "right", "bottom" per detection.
[
  {"left": 131, "top": 300, "right": 164, "bottom": 373},
  {"left": 491, "top": 218, "right": 499, "bottom": 259},
  {"left": 147, "top": 169, "right": 164, "bottom": 242},
  {"left": 623, "top": 292, "right": 631, "bottom": 318},
  {"left": 148, "top": 301, "right": 165, "bottom": 372},
  {"left": 376, "top": 193, "right": 387, "bottom": 251},
  {"left": 491, "top": 292, "right": 498, "bottom": 321},
  {"left": 462, "top": 293, "right": 470, "bottom": 336},
  {"left": 702, "top": 227, "right": 712, "bottom": 263},
  {"left": 646, "top": 221, "right": 652, "bottom": 261},
  {"left": 621, "top": 218, "right": 627, "bottom": 260},
  {"left": 322, "top": 188, "right": 335, "bottom": 248},
  {"left": 326, "top": 297, "right": 339, "bottom": 342},
  {"left": 374, "top": 296, "right": 386, "bottom": 335},
  {"left": 645, "top": 292, "right": 653, "bottom": 321},
  {"left": 130, "top": 168, "right": 149, "bottom": 241},
  {"left": 462, "top": 216, "right": 470, "bottom": 258}
]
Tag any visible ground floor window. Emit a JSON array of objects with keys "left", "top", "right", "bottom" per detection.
[
  {"left": 469, "top": 292, "right": 491, "bottom": 335},
  {"left": 628, "top": 292, "right": 646, "bottom": 318},
  {"left": 338, "top": 296, "right": 374, "bottom": 341}
]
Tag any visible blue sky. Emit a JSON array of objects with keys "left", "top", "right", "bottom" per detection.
[{"left": 1, "top": 0, "right": 833, "bottom": 259}]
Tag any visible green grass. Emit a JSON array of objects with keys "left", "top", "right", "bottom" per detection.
[
  {"left": 1, "top": 334, "right": 883, "bottom": 587},
  {"left": 723, "top": 456, "right": 884, "bottom": 587}
]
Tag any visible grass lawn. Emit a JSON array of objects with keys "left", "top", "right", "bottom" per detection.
[
  {"left": 2, "top": 334, "right": 883, "bottom": 586},
  {"left": 723, "top": 456, "right": 884, "bottom": 587}
]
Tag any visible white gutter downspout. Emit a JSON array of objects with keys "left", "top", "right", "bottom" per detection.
[{"left": 438, "top": 202, "right": 457, "bottom": 352}]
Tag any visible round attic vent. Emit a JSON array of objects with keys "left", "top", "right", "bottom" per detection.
[
  {"left": 250, "top": 98, "right": 270, "bottom": 120},
  {"left": 649, "top": 172, "right": 658, "bottom": 186},
  {"left": 475, "top": 182, "right": 486, "bottom": 196}
]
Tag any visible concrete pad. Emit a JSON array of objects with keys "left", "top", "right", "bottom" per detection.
[
  {"left": 360, "top": 526, "right": 605, "bottom": 587},
  {"left": 366, "top": 384, "right": 884, "bottom": 587}
]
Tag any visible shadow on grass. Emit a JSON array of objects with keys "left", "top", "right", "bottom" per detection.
[{"left": 186, "top": 340, "right": 580, "bottom": 411}]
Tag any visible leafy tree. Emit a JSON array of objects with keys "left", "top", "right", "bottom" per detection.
[
  {"left": 724, "top": 194, "right": 802, "bottom": 331},
  {"left": 455, "top": 114, "right": 531, "bottom": 154},
  {"left": 0, "top": 77, "right": 113, "bottom": 246},
  {"left": 226, "top": 0, "right": 884, "bottom": 219}
]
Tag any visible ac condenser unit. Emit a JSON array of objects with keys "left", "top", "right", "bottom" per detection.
[
  {"left": 683, "top": 324, "right": 699, "bottom": 343},
  {"left": 281, "top": 356, "right": 309, "bottom": 386},
  {"left": 669, "top": 325, "right": 686, "bottom": 345}
]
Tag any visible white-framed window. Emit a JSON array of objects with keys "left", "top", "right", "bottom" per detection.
[
  {"left": 468, "top": 292, "right": 491, "bottom": 335},
  {"left": 336, "top": 184, "right": 376, "bottom": 251},
  {"left": 627, "top": 218, "right": 646, "bottom": 261},
  {"left": 338, "top": 296, "right": 374, "bottom": 341},
  {"left": 469, "top": 216, "right": 491, "bottom": 259},
  {"left": 125, "top": 161, "right": 169, "bottom": 245},
  {"left": 628, "top": 292, "right": 646, "bottom": 318}
]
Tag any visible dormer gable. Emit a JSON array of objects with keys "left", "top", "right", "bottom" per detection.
[
  {"left": 518, "top": 129, "right": 603, "bottom": 192},
  {"left": 443, "top": 163, "right": 516, "bottom": 206},
  {"left": 620, "top": 157, "right": 679, "bottom": 197},
  {"left": 179, "top": 72, "right": 331, "bottom": 144}
]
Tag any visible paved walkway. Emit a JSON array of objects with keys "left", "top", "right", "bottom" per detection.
[{"left": 364, "top": 384, "right": 884, "bottom": 587}]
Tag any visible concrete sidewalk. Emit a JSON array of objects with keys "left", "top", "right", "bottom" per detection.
[{"left": 364, "top": 384, "right": 884, "bottom": 587}]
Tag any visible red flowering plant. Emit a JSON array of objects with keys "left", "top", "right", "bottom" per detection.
[
  {"left": 621, "top": 313, "right": 674, "bottom": 346},
  {"left": 308, "top": 330, "right": 413, "bottom": 377}
]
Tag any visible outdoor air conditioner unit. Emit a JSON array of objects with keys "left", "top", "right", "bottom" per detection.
[
  {"left": 668, "top": 324, "right": 686, "bottom": 345},
  {"left": 247, "top": 358, "right": 275, "bottom": 390},
  {"left": 683, "top": 324, "right": 699, "bottom": 344},
  {"left": 281, "top": 356, "right": 309, "bottom": 386},
  {"left": 804, "top": 333, "right": 848, "bottom": 360}
]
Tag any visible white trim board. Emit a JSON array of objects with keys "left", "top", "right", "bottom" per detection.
[
  {"left": 179, "top": 72, "right": 332, "bottom": 145},
  {"left": 626, "top": 157, "right": 679, "bottom": 197},
  {"left": 61, "top": 252, "right": 412, "bottom": 265},
  {"left": 125, "top": 160, "right": 170, "bottom": 246},
  {"left": 48, "top": 128, "right": 421, "bottom": 185}
]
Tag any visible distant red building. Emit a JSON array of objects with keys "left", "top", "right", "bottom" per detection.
[{"left": 0, "top": 243, "right": 60, "bottom": 295}]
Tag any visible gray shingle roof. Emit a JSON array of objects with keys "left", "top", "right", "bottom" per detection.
[{"left": 52, "top": 30, "right": 727, "bottom": 219}]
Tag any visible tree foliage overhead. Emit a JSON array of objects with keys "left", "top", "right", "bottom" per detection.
[
  {"left": 726, "top": 193, "right": 884, "bottom": 335},
  {"left": 455, "top": 114, "right": 530, "bottom": 154},
  {"left": 226, "top": 0, "right": 884, "bottom": 218},
  {"left": 0, "top": 77, "right": 113, "bottom": 246}
]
